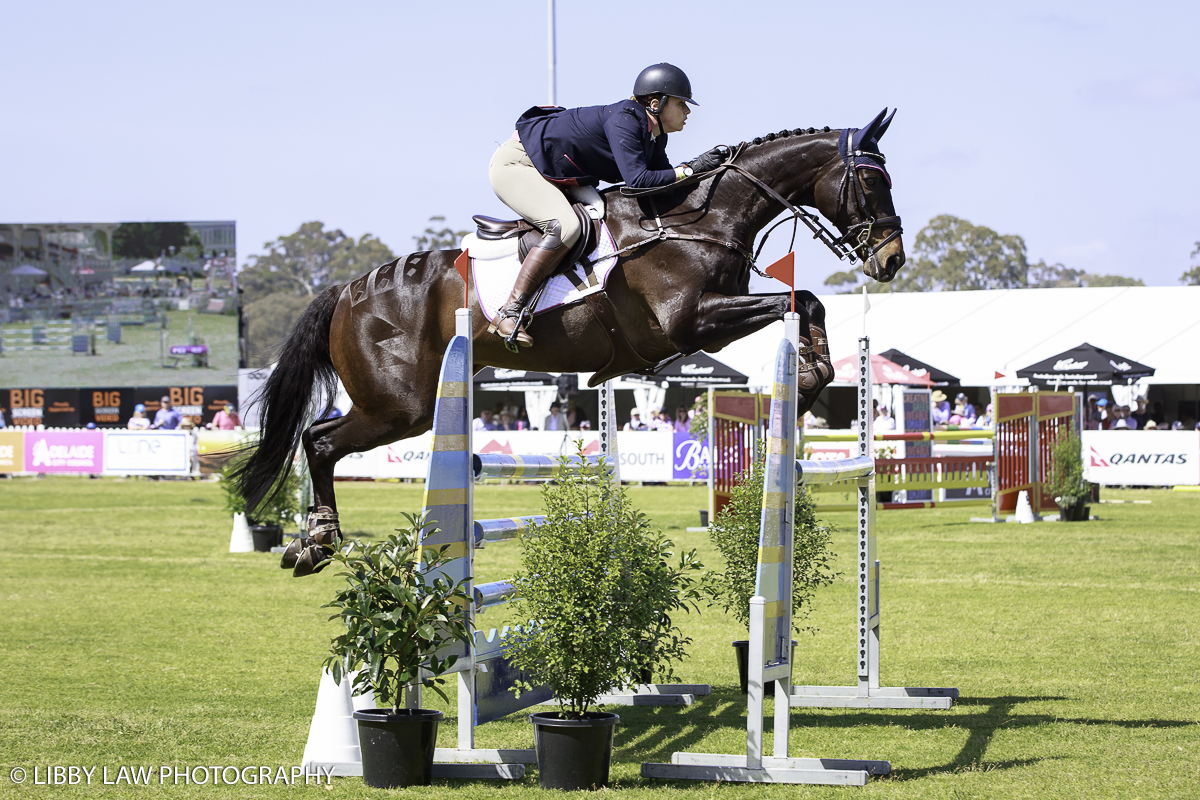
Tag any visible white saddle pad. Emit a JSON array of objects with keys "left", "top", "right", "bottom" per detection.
[{"left": 462, "top": 221, "right": 620, "bottom": 324}]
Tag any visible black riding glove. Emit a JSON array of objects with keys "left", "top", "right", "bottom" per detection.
[{"left": 686, "top": 146, "right": 729, "bottom": 174}]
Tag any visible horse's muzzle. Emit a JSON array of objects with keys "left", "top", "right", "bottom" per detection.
[{"left": 864, "top": 249, "right": 905, "bottom": 283}]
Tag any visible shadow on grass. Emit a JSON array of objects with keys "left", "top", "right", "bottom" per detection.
[{"left": 619, "top": 690, "right": 1199, "bottom": 782}]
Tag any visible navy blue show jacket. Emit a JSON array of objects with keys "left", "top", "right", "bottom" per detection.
[{"left": 514, "top": 99, "right": 676, "bottom": 189}]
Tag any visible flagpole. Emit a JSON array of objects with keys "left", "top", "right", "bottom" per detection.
[
  {"left": 547, "top": 0, "right": 557, "bottom": 106},
  {"left": 862, "top": 284, "right": 871, "bottom": 337}
]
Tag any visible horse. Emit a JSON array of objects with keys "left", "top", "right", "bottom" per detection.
[{"left": 234, "top": 108, "right": 906, "bottom": 575}]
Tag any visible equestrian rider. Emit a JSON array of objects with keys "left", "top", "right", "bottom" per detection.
[{"left": 488, "top": 62, "right": 726, "bottom": 348}]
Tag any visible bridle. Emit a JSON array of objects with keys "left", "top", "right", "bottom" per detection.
[
  {"left": 833, "top": 139, "right": 903, "bottom": 276},
  {"left": 617, "top": 130, "right": 903, "bottom": 277}
]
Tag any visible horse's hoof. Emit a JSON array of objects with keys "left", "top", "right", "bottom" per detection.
[
  {"left": 280, "top": 537, "right": 308, "bottom": 570},
  {"left": 292, "top": 544, "right": 333, "bottom": 577}
]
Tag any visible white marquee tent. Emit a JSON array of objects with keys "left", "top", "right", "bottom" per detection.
[{"left": 713, "top": 286, "right": 1200, "bottom": 389}]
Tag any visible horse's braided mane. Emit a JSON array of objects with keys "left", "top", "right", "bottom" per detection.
[{"left": 734, "top": 126, "right": 833, "bottom": 151}]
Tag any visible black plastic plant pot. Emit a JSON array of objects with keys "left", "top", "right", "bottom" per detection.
[
  {"left": 530, "top": 711, "right": 619, "bottom": 790},
  {"left": 352, "top": 708, "right": 442, "bottom": 788},
  {"left": 733, "top": 640, "right": 797, "bottom": 696},
  {"left": 1057, "top": 496, "right": 1090, "bottom": 522},
  {"left": 249, "top": 524, "right": 282, "bottom": 552}
]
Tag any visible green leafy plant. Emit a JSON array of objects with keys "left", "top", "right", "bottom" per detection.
[
  {"left": 218, "top": 457, "right": 248, "bottom": 517},
  {"left": 1044, "top": 431, "right": 1087, "bottom": 503},
  {"left": 218, "top": 453, "right": 300, "bottom": 526},
  {"left": 322, "top": 513, "right": 473, "bottom": 712},
  {"left": 506, "top": 446, "right": 703, "bottom": 718},
  {"left": 703, "top": 444, "right": 838, "bottom": 633}
]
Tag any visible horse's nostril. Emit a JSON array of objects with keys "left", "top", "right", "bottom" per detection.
[{"left": 886, "top": 252, "right": 905, "bottom": 274}]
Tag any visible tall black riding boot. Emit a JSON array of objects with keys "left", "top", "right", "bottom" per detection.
[{"left": 495, "top": 220, "right": 572, "bottom": 350}]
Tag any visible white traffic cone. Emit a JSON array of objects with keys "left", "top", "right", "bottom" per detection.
[
  {"left": 301, "top": 668, "right": 376, "bottom": 777},
  {"left": 1015, "top": 490, "right": 1036, "bottom": 524},
  {"left": 228, "top": 512, "right": 254, "bottom": 553}
]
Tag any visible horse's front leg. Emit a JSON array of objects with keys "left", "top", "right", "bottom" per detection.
[
  {"left": 664, "top": 290, "right": 833, "bottom": 414},
  {"left": 666, "top": 292, "right": 790, "bottom": 354}
]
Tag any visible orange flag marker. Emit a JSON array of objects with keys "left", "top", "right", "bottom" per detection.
[
  {"left": 764, "top": 252, "right": 795, "bottom": 313},
  {"left": 454, "top": 249, "right": 471, "bottom": 309}
]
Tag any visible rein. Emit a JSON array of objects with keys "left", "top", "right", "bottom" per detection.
[{"left": 615, "top": 133, "right": 902, "bottom": 275}]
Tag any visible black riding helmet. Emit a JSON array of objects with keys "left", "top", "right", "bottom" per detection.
[{"left": 633, "top": 63, "right": 698, "bottom": 115}]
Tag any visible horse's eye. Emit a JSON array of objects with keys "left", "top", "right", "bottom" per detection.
[{"left": 864, "top": 176, "right": 876, "bottom": 188}]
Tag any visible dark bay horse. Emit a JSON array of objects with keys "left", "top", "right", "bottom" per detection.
[{"left": 235, "top": 110, "right": 905, "bottom": 574}]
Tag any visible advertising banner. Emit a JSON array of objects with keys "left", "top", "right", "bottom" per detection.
[
  {"left": 2, "top": 385, "right": 242, "bottom": 429},
  {"left": 195, "top": 429, "right": 255, "bottom": 474},
  {"left": 898, "top": 387, "right": 933, "bottom": 501},
  {"left": 375, "top": 432, "right": 435, "bottom": 480},
  {"left": 104, "top": 431, "right": 192, "bottom": 474},
  {"left": 0, "top": 430, "right": 24, "bottom": 472},
  {"left": 333, "top": 446, "right": 380, "bottom": 478},
  {"left": 616, "top": 431, "right": 672, "bottom": 482},
  {"left": 131, "top": 386, "right": 239, "bottom": 429},
  {"left": 1082, "top": 430, "right": 1199, "bottom": 486},
  {"left": 24, "top": 429, "right": 103, "bottom": 473},
  {"left": 85, "top": 388, "right": 132, "bottom": 427},
  {"left": 363, "top": 430, "right": 688, "bottom": 482},
  {"left": 2, "top": 388, "right": 82, "bottom": 427},
  {"left": 671, "top": 431, "right": 709, "bottom": 480}
]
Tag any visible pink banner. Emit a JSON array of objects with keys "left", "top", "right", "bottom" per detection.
[{"left": 24, "top": 429, "right": 104, "bottom": 473}]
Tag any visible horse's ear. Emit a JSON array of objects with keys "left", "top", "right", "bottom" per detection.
[
  {"left": 875, "top": 108, "right": 896, "bottom": 142},
  {"left": 852, "top": 108, "right": 889, "bottom": 151}
]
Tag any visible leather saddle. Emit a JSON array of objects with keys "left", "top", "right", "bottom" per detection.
[{"left": 471, "top": 203, "right": 600, "bottom": 274}]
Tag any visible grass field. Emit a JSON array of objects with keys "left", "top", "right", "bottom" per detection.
[
  {"left": 0, "top": 310, "right": 239, "bottom": 387},
  {"left": 0, "top": 477, "right": 1196, "bottom": 798}
]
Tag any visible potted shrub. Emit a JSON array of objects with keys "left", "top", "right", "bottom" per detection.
[
  {"left": 703, "top": 445, "right": 838, "bottom": 694},
  {"left": 322, "top": 513, "right": 473, "bottom": 788},
  {"left": 506, "top": 447, "right": 702, "bottom": 790},
  {"left": 219, "top": 455, "right": 300, "bottom": 551},
  {"left": 1045, "top": 431, "right": 1090, "bottom": 522}
]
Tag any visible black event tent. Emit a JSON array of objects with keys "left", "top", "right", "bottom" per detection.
[
  {"left": 878, "top": 348, "right": 959, "bottom": 385},
  {"left": 622, "top": 352, "right": 749, "bottom": 387},
  {"left": 473, "top": 366, "right": 560, "bottom": 391},
  {"left": 1016, "top": 343, "right": 1155, "bottom": 387}
]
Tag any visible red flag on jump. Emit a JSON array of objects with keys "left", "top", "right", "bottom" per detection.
[
  {"left": 454, "top": 249, "right": 470, "bottom": 309},
  {"left": 764, "top": 252, "right": 795, "bottom": 314},
  {"left": 994, "top": 371, "right": 1005, "bottom": 379}
]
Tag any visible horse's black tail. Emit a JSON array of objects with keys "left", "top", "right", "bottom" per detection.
[{"left": 230, "top": 285, "right": 342, "bottom": 517}]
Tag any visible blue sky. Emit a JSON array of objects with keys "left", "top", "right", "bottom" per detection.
[{"left": 3, "top": 1, "right": 1197, "bottom": 288}]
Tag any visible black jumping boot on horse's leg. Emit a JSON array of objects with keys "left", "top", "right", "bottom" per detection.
[
  {"left": 494, "top": 220, "right": 571, "bottom": 351},
  {"left": 280, "top": 505, "right": 341, "bottom": 577}
]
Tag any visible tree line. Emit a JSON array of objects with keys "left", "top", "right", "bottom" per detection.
[
  {"left": 241, "top": 217, "right": 466, "bottom": 367},
  {"left": 823, "top": 214, "right": 1149, "bottom": 293},
  {"left": 240, "top": 214, "right": 1195, "bottom": 366}
]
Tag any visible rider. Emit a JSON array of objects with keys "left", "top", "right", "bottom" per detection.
[{"left": 488, "top": 62, "right": 727, "bottom": 348}]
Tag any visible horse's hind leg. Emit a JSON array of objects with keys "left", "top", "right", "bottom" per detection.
[{"left": 282, "top": 407, "right": 428, "bottom": 577}]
